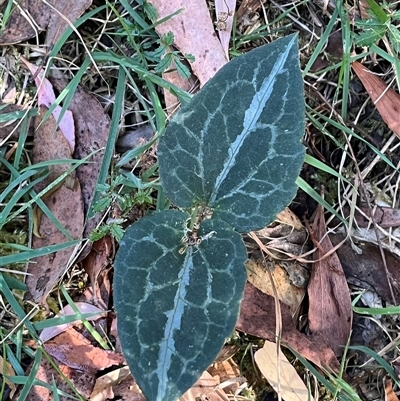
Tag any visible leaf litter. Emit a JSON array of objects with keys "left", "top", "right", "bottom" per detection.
[
  {"left": 44, "top": 328, "right": 124, "bottom": 373},
  {"left": 49, "top": 77, "right": 110, "bottom": 259},
  {"left": 26, "top": 106, "right": 84, "bottom": 304},
  {"left": 3, "top": 60, "right": 109, "bottom": 305},
  {"left": 148, "top": 0, "right": 228, "bottom": 87},
  {"left": 255, "top": 340, "right": 309, "bottom": 401},
  {"left": 306, "top": 203, "right": 353, "bottom": 357},
  {"left": 39, "top": 302, "right": 106, "bottom": 343},
  {"left": 352, "top": 61, "right": 400, "bottom": 139},
  {"left": 236, "top": 282, "right": 340, "bottom": 372},
  {"left": 80, "top": 235, "right": 114, "bottom": 310},
  {"left": 19, "top": 328, "right": 124, "bottom": 401},
  {"left": 16, "top": 357, "right": 96, "bottom": 401},
  {"left": 246, "top": 258, "right": 307, "bottom": 319},
  {"left": 22, "top": 59, "right": 75, "bottom": 151},
  {"left": 0, "top": 0, "right": 92, "bottom": 46}
]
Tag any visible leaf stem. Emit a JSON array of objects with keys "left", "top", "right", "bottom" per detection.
[{"left": 188, "top": 205, "right": 200, "bottom": 231}]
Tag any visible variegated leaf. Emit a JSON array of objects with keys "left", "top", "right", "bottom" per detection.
[
  {"left": 114, "top": 210, "right": 247, "bottom": 401},
  {"left": 158, "top": 34, "right": 305, "bottom": 232}
]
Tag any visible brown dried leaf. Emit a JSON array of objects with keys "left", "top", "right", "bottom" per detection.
[
  {"left": 90, "top": 367, "right": 143, "bottom": 401},
  {"left": 80, "top": 270, "right": 112, "bottom": 312},
  {"left": 307, "top": 205, "right": 352, "bottom": 357},
  {"left": 208, "top": 358, "right": 243, "bottom": 395},
  {"left": 276, "top": 207, "right": 304, "bottom": 231},
  {"left": 50, "top": 78, "right": 109, "bottom": 257},
  {"left": 26, "top": 107, "right": 84, "bottom": 303},
  {"left": 44, "top": 328, "right": 124, "bottom": 372},
  {"left": 246, "top": 258, "right": 305, "bottom": 317},
  {"left": 81, "top": 236, "right": 113, "bottom": 308},
  {"left": 214, "top": 345, "right": 238, "bottom": 363},
  {"left": 385, "top": 377, "right": 400, "bottom": 401},
  {"left": 325, "top": 30, "right": 343, "bottom": 59},
  {"left": 179, "top": 371, "right": 229, "bottom": 401},
  {"left": 0, "top": 103, "right": 31, "bottom": 141},
  {"left": 15, "top": 357, "right": 95, "bottom": 400},
  {"left": 352, "top": 205, "right": 400, "bottom": 228},
  {"left": 162, "top": 68, "right": 197, "bottom": 113},
  {"left": 0, "top": 355, "right": 16, "bottom": 399},
  {"left": 255, "top": 341, "right": 309, "bottom": 401},
  {"left": 0, "top": 0, "right": 92, "bottom": 46},
  {"left": 331, "top": 233, "right": 400, "bottom": 304},
  {"left": 149, "top": 0, "right": 227, "bottom": 87},
  {"left": 236, "top": 283, "right": 340, "bottom": 372},
  {"left": 352, "top": 61, "right": 400, "bottom": 139}
]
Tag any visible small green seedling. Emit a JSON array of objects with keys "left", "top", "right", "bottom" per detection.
[
  {"left": 355, "top": 0, "right": 400, "bottom": 54},
  {"left": 114, "top": 34, "right": 305, "bottom": 401}
]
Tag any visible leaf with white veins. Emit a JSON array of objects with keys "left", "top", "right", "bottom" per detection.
[{"left": 159, "top": 34, "right": 305, "bottom": 232}]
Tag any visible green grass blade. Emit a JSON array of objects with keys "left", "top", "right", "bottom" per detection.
[
  {"left": 348, "top": 345, "right": 400, "bottom": 387},
  {"left": 13, "top": 111, "right": 30, "bottom": 169},
  {"left": 14, "top": 348, "right": 42, "bottom": 401},
  {"left": 304, "top": 154, "right": 352, "bottom": 185},
  {"left": 337, "top": 0, "right": 352, "bottom": 120},
  {"left": 33, "top": 312, "right": 105, "bottom": 331},
  {"left": 48, "top": 5, "right": 108, "bottom": 60},
  {"left": 60, "top": 286, "right": 109, "bottom": 349},
  {"left": 0, "top": 168, "right": 40, "bottom": 203},
  {"left": 2, "top": 274, "right": 27, "bottom": 291},
  {"left": 364, "top": 0, "right": 389, "bottom": 23},
  {"left": 0, "top": 240, "right": 80, "bottom": 266},
  {"left": 296, "top": 177, "right": 348, "bottom": 226},
  {"left": 353, "top": 305, "right": 400, "bottom": 315},
  {"left": 309, "top": 108, "right": 399, "bottom": 172},
  {"left": 303, "top": 6, "right": 340, "bottom": 76},
  {"left": 0, "top": 274, "right": 37, "bottom": 337},
  {"left": 86, "top": 67, "right": 126, "bottom": 220}
]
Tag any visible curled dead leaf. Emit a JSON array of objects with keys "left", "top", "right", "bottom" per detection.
[
  {"left": 352, "top": 61, "right": 400, "bottom": 139},
  {"left": 44, "top": 328, "right": 124, "bottom": 372},
  {"left": 385, "top": 377, "right": 400, "bottom": 401}
]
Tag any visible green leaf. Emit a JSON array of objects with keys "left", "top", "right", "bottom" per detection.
[
  {"left": 2, "top": 274, "right": 27, "bottom": 291},
  {"left": 387, "top": 24, "right": 400, "bottom": 53},
  {"left": 355, "top": 23, "right": 386, "bottom": 46},
  {"left": 114, "top": 210, "right": 247, "bottom": 401},
  {"left": 158, "top": 34, "right": 305, "bottom": 232},
  {"left": 174, "top": 58, "right": 191, "bottom": 79},
  {"left": 155, "top": 52, "right": 173, "bottom": 73},
  {"left": 161, "top": 31, "right": 175, "bottom": 47},
  {"left": 363, "top": 0, "right": 389, "bottom": 24}
]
